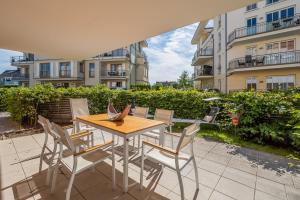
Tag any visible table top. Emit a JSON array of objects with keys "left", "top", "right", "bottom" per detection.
[{"left": 76, "top": 114, "right": 165, "bottom": 135}]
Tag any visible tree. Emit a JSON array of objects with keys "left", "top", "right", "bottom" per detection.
[{"left": 177, "top": 71, "right": 193, "bottom": 89}]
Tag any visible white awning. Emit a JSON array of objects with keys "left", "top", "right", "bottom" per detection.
[{"left": 0, "top": 0, "right": 258, "bottom": 59}]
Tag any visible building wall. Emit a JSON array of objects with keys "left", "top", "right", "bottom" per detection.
[
  {"left": 228, "top": 67, "right": 300, "bottom": 91},
  {"left": 226, "top": 0, "right": 300, "bottom": 92}
]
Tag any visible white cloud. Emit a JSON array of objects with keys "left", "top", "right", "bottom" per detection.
[{"left": 145, "top": 23, "right": 198, "bottom": 84}]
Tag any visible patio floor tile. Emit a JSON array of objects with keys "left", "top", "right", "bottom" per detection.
[
  {"left": 285, "top": 186, "right": 300, "bottom": 200},
  {"left": 204, "top": 152, "right": 232, "bottom": 165},
  {"left": 173, "top": 177, "right": 213, "bottom": 200},
  {"left": 257, "top": 166, "right": 293, "bottom": 186},
  {"left": 254, "top": 190, "right": 283, "bottom": 200},
  {"left": 0, "top": 139, "right": 17, "bottom": 156},
  {"left": 209, "top": 191, "right": 235, "bottom": 200},
  {"left": 186, "top": 167, "right": 220, "bottom": 189},
  {"left": 12, "top": 135, "right": 41, "bottom": 153},
  {"left": 255, "top": 177, "right": 287, "bottom": 200},
  {"left": 228, "top": 157, "right": 258, "bottom": 175},
  {"left": 215, "top": 177, "right": 254, "bottom": 200},
  {"left": 198, "top": 159, "right": 226, "bottom": 175},
  {"left": 222, "top": 167, "right": 257, "bottom": 188}
]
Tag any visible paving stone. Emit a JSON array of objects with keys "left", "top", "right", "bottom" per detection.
[
  {"left": 256, "top": 177, "right": 287, "bottom": 200},
  {"left": 228, "top": 157, "right": 258, "bottom": 175},
  {"left": 223, "top": 167, "right": 256, "bottom": 188},
  {"left": 209, "top": 191, "right": 235, "bottom": 200},
  {"left": 215, "top": 177, "right": 254, "bottom": 200},
  {"left": 12, "top": 135, "right": 40, "bottom": 153},
  {"left": 198, "top": 159, "right": 226, "bottom": 175},
  {"left": 255, "top": 190, "right": 283, "bottom": 200},
  {"left": 173, "top": 177, "right": 212, "bottom": 200},
  {"left": 186, "top": 167, "right": 220, "bottom": 189},
  {"left": 257, "top": 165, "right": 293, "bottom": 186},
  {"left": 285, "top": 186, "right": 300, "bottom": 200},
  {"left": 205, "top": 152, "right": 232, "bottom": 165},
  {"left": 292, "top": 175, "right": 300, "bottom": 189}
]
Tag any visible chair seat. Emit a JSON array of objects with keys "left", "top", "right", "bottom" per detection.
[
  {"left": 145, "top": 148, "right": 191, "bottom": 170},
  {"left": 142, "top": 129, "right": 160, "bottom": 139},
  {"left": 61, "top": 149, "right": 110, "bottom": 173}
]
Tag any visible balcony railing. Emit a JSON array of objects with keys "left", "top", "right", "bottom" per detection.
[
  {"left": 40, "top": 71, "right": 50, "bottom": 78},
  {"left": 192, "top": 48, "right": 213, "bottom": 64},
  {"left": 97, "top": 49, "right": 130, "bottom": 58},
  {"left": 59, "top": 70, "right": 71, "bottom": 78},
  {"left": 101, "top": 70, "right": 128, "bottom": 77},
  {"left": 11, "top": 56, "right": 34, "bottom": 64},
  {"left": 228, "top": 50, "right": 300, "bottom": 71},
  {"left": 228, "top": 14, "right": 300, "bottom": 44},
  {"left": 194, "top": 66, "right": 213, "bottom": 78}
]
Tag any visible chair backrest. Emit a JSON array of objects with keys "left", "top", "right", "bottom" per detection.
[
  {"left": 203, "top": 107, "right": 220, "bottom": 123},
  {"left": 70, "top": 98, "right": 90, "bottom": 120},
  {"left": 176, "top": 123, "right": 200, "bottom": 152},
  {"left": 38, "top": 115, "right": 60, "bottom": 139},
  {"left": 154, "top": 109, "right": 174, "bottom": 126},
  {"left": 51, "top": 122, "right": 76, "bottom": 153},
  {"left": 133, "top": 106, "right": 149, "bottom": 119}
]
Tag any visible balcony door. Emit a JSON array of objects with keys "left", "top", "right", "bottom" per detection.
[
  {"left": 40, "top": 63, "right": 50, "bottom": 78},
  {"left": 59, "top": 62, "right": 71, "bottom": 78},
  {"left": 247, "top": 17, "right": 257, "bottom": 36}
]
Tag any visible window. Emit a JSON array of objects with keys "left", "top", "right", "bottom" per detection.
[
  {"left": 266, "top": 75, "right": 295, "bottom": 90},
  {"left": 246, "top": 77, "right": 257, "bottom": 90},
  {"left": 218, "top": 16, "right": 221, "bottom": 29},
  {"left": 116, "top": 82, "right": 122, "bottom": 88},
  {"left": 287, "top": 40, "right": 295, "bottom": 50},
  {"left": 217, "top": 55, "right": 221, "bottom": 74},
  {"left": 112, "top": 48, "right": 124, "bottom": 57},
  {"left": 89, "top": 63, "right": 95, "bottom": 78},
  {"left": 266, "top": 11, "right": 279, "bottom": 22},
  {"left": 40, "top": 63, "right": 50, "bottom": 78},
  {"left": 246, "top": 3, "right": 257, "bottom": 11},
  {"left": 280, "top": 7, "right": 295, "bottom": 19},
  {"left": 266, "top": 0, "right": 279, "bottom": 5},
  {"left": 59, "top": 62, "right": 71, "bottom": 78},
  {"left": 79, "top": 62, "right": 84, "bottom": 73}
]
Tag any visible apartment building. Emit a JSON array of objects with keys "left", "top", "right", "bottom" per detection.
[
  {"left": 191, "top": 0, "right": 300, "bottom": 92},
  {"left": 11, "top": 41, "right": 149, "bottom": 89}
]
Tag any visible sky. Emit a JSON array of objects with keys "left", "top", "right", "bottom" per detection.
[{"left": 0, "top": 23, "right": 200, "bottom": 84}]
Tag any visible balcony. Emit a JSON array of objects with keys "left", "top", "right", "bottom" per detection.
[
  {"left": 194, "top": 66, "right": 214, "bottom": 79},
  {"left": 40, "top": 71, "right": 51, "bottom": 78},
  {"left": 59, "top": 70, "right": 71, "bottom": 78},
  {"left": 101, "top": 70, "right": 128, "bottom": 79},
  {"left": 228, "top": 50, "right": 300, "bottom": 73},
  {"left": 228, "top": 14, "right": 300, "bottom": 46},
  {"left": 96, "top": 49, "right": 130, "bottom": 61},
  {"left": 192, "top": 48, "right": 213, "bottom": 66},
  {"left": 11, "top": 56, "right": 34, "bottom": 65}
]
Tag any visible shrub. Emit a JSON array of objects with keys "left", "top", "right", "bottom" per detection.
[
  {"left": 0, "top": 88, "right": 8, "bottom": 112},
  {"left": 1, "top": 85, "right": 299, "bottom": 150}
]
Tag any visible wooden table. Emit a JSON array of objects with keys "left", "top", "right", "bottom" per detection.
[{"left": 75, "top": 114, "right": 166, "bottom": 192}]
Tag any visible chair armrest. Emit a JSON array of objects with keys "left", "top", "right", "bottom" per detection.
[
  {"left": 71, "top": 130, "right": 93, "bottom": 140},
  {"left": 165, "top": 132, "right": 181, "bottom": 138},
  {"left": 74, "top": 140, "right": 113, "bottom": 156},
  {"left": 142, "top": 141, "right": 178, "bottom": 155},
  {"left": 63, "top": 124, "right": 74, "bottom": 129}
]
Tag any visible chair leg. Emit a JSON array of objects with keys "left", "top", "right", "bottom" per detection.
[
  {"left": 175, "top": 159, "right": 184, "bottom": 200},
  {"left": 50, "top": 162, "right": 60, "bottom": 193},
  {"left": 66, "top": 173, "right": 76, "bottom": 200},
  {"left": 100, "top": 130, "right": 106, "bottom": 143},
  {"left": 112, "top": 136, "right": 116, "bottom": 190},
  {"left": 39, "top": 133, "right": 48, "bottom": 173},
  {"left": 192, "top": 156, "right": 199, "bottom": 189},
  {"left": 46, "top": 140, "right": 58, "bottom": 185},
  {"left": 137, "top": 134, "right": 141, "bottom": 154},
  {"left": 140, "top": 144, "right": 144, "bottom": 190}
]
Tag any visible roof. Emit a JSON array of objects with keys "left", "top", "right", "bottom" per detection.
[
  {"left": 0, "top": 69, "right": 21, "bottom": 77},
  {"left": 0, "top": 0, "right": 259, "bottom": 59}
]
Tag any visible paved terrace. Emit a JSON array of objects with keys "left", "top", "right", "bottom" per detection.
[{"left": 0, "top": 130, "right": 300, "bottom": 200}]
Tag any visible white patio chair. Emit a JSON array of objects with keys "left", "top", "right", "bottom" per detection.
[
  {"left": 199, "top": 107, "right": 220, "bottom": 130},
  {"left": 140, "top": 123, "right": 200, "bottom": 200},
  {"left": 50, "top": 122, "right": 115, "bottom": 200},
  {"left": 38, "top": 115, "right": 92, "bottom": 185},
  {"left": 70, "top": 98, "right": 106, "bottom": 145},
  {"left": 132, "top": 106, "right": 149, "bottom": 151},
  {"left": 141, "top": 109, "right": 174, "bottom": 145}
]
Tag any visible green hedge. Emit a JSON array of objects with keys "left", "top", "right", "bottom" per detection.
[
  {"left": 0, "top": 88, "right": 8, "bottom": 112},
  {"left": 1, "top": 84, "right": 300, "bottom": 150}
]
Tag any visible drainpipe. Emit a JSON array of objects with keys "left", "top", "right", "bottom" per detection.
[{"left": 225, "top": 13, "right": 228, "bottom": 94}]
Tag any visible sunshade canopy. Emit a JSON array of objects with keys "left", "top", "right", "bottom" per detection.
[{"left": 0, "top": 0, "right": 258, "bottom": 59}]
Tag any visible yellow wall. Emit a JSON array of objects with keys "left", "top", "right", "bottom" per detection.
[{"left": 227, "top": 67, "right": 300, "bottom": 92}]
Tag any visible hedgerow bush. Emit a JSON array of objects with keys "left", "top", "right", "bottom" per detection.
[
  {"left": 0, "top": 84, "right": 299, "bottom": 150},
  {"left": 0, "top": 88, "right": 8, "bottom": 112}
]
